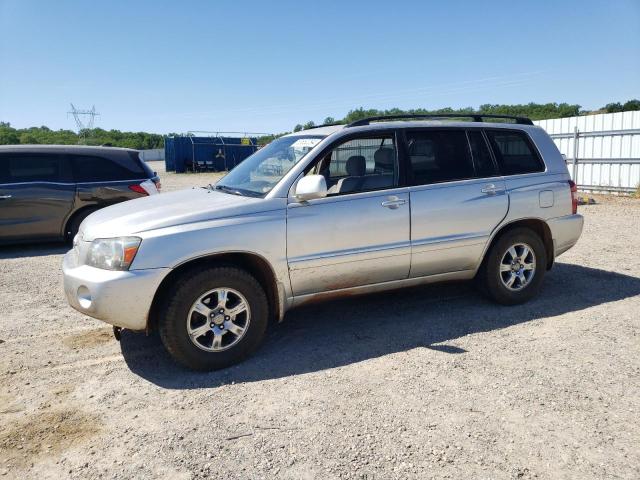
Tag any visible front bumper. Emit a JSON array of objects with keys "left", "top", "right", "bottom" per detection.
[
  {"left": 548, "top": 214, "right": 584, "bottom": 258},
  {"left": 62, "top": 249, "right": 169, "bottom": 331}
]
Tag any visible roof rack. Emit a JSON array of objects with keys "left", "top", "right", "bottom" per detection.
[
  {"left": 299, "top": 122, "right": 345, "bottom": 131},
  {"left": 347, "top": 114, "right": 534, "bottom": 127}
]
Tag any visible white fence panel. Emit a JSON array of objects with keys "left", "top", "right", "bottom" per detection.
[
  {"left": 534, "top": 111, "right": 640, "bottom": 193},
  {"left": 138, "top": 148, "right": 164, "bottom": 162}
]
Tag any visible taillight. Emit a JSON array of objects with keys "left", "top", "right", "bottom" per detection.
[
  {"left": 129, "top": 184, "right": 149, "bottom": 196},
  {"left": 568, "top": 180, "right": 578, "bottom": 214}
]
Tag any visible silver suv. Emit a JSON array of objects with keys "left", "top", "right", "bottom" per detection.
[{"left": 62, "top": 115, "right": 584, "bottom": 370}]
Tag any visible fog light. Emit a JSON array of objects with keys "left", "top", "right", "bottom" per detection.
[{"left": 77, "top": 286, "right": 92, "bottom": 309}]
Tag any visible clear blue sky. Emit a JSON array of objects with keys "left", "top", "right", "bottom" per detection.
[{"left": 1, "top": 0, "right": 639, "bottom": 134}]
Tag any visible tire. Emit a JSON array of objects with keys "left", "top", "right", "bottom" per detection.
[
  {"left": 158, "top": 266, "right": 269, "bottom": 371},
  {"left": 477, "top": 227, "right": 547, "bottom": 305},
  {"left": 65, "top": 208, "right": 98, "bottom": 243}
]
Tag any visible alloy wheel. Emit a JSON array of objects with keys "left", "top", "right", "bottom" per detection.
[
  {"left": 186, "top": 288, "right": 251, "bottom": 352},
  {"left": 499, "top": 243, "right": 536, "bottom": 291}
]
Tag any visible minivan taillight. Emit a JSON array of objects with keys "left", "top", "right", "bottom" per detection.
[
  {"left": 129, "top": 184, "right": 149, "bottom": 196},
  {"left": 568, "top": 180, "right": 578, "bottom": 214}
]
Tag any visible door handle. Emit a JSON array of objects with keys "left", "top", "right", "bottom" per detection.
[
  {"left": 0, "top": 195, "right": 12, "bottom": 200},
  {"left": 481, "top": 184, "right": 502, "bottom": 195},
  {"left": 381, "top": 197, "right": 406, "bottom": 209}
]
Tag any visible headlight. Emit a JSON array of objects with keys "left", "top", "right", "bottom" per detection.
[{"left": 86, "top": 237, "right": 142, "bottom": 270}]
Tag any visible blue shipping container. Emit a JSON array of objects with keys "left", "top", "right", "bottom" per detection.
[{"left": 164, "top": 135, "right": 258, "bottom": 173}]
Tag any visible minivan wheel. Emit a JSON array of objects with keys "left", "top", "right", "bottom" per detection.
[
  {"left": 478, "top": 228, "right": 547, "bottom": 305},
  {"left": 65, "top": 207, "right": 98, "bottom": 243},
  {"left": 158, "top": 267, "right": 268, "bottom": 371}
]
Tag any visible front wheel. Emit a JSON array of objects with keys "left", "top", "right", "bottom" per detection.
[
  {"left": 158, "top": 267, "right": 269, "bottom": 370},
  {"left": 477, "top": 228, "right": 547, "bottom": 305}
]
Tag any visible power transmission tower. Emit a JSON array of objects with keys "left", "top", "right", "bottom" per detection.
[{"left": 68, "top": 104, "right": 99, "bottom": 144}]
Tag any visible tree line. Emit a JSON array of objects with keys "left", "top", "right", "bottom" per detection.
[
  {"left": 291, "top": 100, "right": 640, "bottom": 133},
  {"left": 0, "top": 123, "right": 164, "bottom": 150},
  {"left": 2, "top": 100, "right": 638, "bottom": 148}
]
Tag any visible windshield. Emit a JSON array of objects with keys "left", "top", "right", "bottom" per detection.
[{"left": 215, "top": 135, "right": 324, "bottom": 196}]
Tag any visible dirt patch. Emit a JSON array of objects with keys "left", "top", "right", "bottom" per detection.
[
  {"left": 0, "top": 409, "right": 101, "bottom": 468},
  {"left": 62, "top": 327, "right": 114, "bottom": 350},
  {"left": 51, "top": 384, "right": 74, "bottom": 398},
  {"left": 0, "top": 393, "right": 23, "bottom": 415}
]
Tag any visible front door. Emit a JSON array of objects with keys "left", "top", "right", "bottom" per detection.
[{"left": 286, "top": 133, "right": 411, "bottom": 296}]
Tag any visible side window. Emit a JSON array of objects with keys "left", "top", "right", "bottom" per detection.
[
  {"left": 5, "top": 154, "right": 72, "bottom": 183},
  {"left": 468, "top": 131, "right": 498, "bottom": 177},
  {"left": 71, "top": 155, "right": 145, "bottom": 182},
  {"left": 485, "top": 130, "right": 544, "bottom": 175},
  {"left": 407, "top": 130, "right": 474, "bottom": 185},
  {"left": 318, "top": 136, "right": 398, "bottom": 195}
]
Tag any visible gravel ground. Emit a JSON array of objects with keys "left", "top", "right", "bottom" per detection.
[
  {"left": 1, "top": 163, "right": 639, "bottom": 479},
  {"left": 148, "top": 162, "right": 225, "bottom": 192}
]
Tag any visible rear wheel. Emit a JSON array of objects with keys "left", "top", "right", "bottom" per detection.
[
  {"left": 158, "top": 267, "right": 268, "bottom": 371},
  {"left": 478, "top": 228, "right": 547, "bottom": 305}
]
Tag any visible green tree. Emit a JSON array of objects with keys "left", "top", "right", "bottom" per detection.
[
  {"left": 604, "top": 102, "right": 623, "bottom": 113},
  {"left": 622, "top": 99, "right": 640, "bottom": 111},
  {"left": 0, "top": 125, "right": 19, "bottom": 144}
]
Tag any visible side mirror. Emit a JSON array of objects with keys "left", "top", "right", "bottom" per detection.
[{"left": 294, "top": 175, "right": 327, "bottom": 201}]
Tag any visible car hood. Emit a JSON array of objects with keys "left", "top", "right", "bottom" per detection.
[{"left": 80, "top": 187, "right": 274, "bottom": 241}]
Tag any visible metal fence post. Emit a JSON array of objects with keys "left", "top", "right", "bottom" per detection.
[{"left": 572, "top": 126, "right": 579, "bottom": 181}]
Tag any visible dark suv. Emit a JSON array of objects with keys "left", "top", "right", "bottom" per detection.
[{"left": 0, "top": 145, "right": 161, "bottom": 245}]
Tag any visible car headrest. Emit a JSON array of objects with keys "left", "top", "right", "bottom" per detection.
[
  {"left": 346, "top": 155, "right": 366, "bottom": 176},
  {"left": 374, "top": 148, "right": 395, "bottom": 172},
  {"left": 409, "top": 140, "right": 433, "bottom": 156}
]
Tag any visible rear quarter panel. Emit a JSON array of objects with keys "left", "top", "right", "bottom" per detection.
[
  {"left": 75, "top": 181, "right": 145, "bottom": 207},
  {"left": 503, "top": 126, "right": 573, "bottom": 221}
]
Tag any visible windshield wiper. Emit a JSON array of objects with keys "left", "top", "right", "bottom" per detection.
[
  {"left": 214, "top": 184, "right": 265, "bottom": 198},
  {"left": 214, "top": 184, "right": 245, "bottom": 196}
]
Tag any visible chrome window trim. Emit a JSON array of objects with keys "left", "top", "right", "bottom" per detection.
[
  {"left": 405, "top": 174, "right": 501, "bottom": 192},
  {"left": 0, "top": 178, "right": 150, "bottom": 187},
  {"left": 287, "top": 185, "right": 410, "bottom": 206}
]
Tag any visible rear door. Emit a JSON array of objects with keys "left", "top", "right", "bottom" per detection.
[
  {"left": 406, "top": 128, "right": 508, "bottom": 277},
  {"left": 0, "top": 153, "right": 75, "bottom": 242}
]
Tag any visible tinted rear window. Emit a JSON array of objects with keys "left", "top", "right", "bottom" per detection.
[
  {"left": 0, "top": 154, "right": 72, "bottom": 183},
  {"left": 486, "top": 130, "right": 544, "bottom": 175},
  {"left": 406, "top": 130, "right": 475, "bottom": 185},
  {"left": 71, "top": 154, "right": 146, "bottom": 182}
]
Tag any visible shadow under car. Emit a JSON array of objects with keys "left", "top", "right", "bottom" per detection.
[{"left": 119, "top": 263, "right": 640, "bottom": 389}]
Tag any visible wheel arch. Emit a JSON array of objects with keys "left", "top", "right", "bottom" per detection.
[
  {"left": 147, "top": 251, "right": 282, "bottom": 333},
  {"left": 480, "top": 218, "right": 554, "bottom": 272},
  {"left": 62, "top": 204, "right": 101, "bottom": 240}
]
